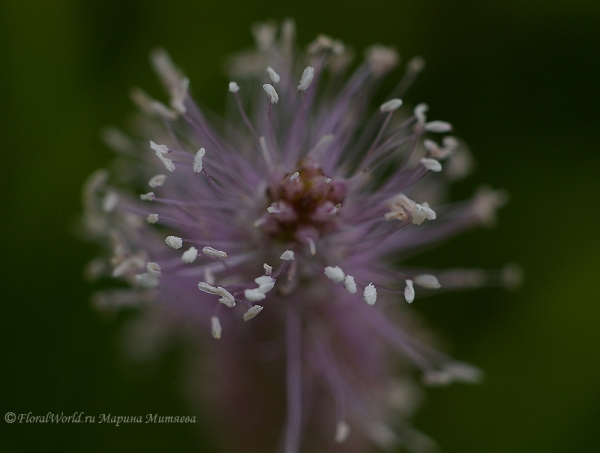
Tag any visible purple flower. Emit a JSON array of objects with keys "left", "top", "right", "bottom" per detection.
[{"left": 83, "top": 20, "right": 519, "bottom": 453}]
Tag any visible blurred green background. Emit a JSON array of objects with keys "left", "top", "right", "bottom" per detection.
[{"left": 1, "top": 0, "right": 599, "bottom": 452}]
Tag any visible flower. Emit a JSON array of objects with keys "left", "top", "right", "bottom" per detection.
[{"left": 83, "top": 20, "right": 519, "bottom": 453}]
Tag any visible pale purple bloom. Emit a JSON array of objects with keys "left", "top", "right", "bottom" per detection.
[{"left": 83, "top": 20, "right": 519, "bottom": 453}]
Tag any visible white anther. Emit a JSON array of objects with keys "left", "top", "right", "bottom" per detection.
[
  {"left": 228, "top": 81, "right": 240, "bottom": 93},
  {"left": 364, "top": 283, "right": 377, "bottom": 305},
  {"left": 344, "top": 275, "right": 357, "bottom": 294},
  {"left": 308, "top": 34, "right": 334, "bottom": 54},
  {"left": 263, "top": 84, "right": 279, "bottom": 104},
  {"left": 423, "top": 370, "right": 453, "bottom": 387},
  {"left": 324, "top": 266, "right": 345, "bottom": 283},
  {"left": 244, "top": 288, "right": 266, "bottom": 302},
  {"left": 146, "top": 262, "right": 162, "bottom": 277},
  {"left": 366, "top": 45, "right": 399, "bottom": 76},
  {"left": 197, "top": 282, "right": 219, "bottom": 294},
  {"left": 165, "top": 236, "right": 183, "bottom": 249},
  {"left": 202, "top": 246, "right": 228, "bottom": 259},
  {"left": 102, "top": 192, "right": 119, "bottom": 213},
  {"left": 170, "top": 77, "right": 189, "bottom": 114},
  {"left": 193, "top": 148, "right": 205, "bottom": 174},
  {"left": 307, "top": 237, "right": 316, "bottom": 256},
  {"left": 404, "top": 279, "right": 415, "bottom": 303},
  {"left": 181, "top": 246, "right": 198, "bottom": 263},
  {"left": 204, "top": 267, "right": 215, "bottom": 285},
  {"left": 420, "top": 157, "right": 442, "bottom": 172},
  {"left": 290, "top": 171, "right": 300, "bottom": 180},
  {"left": 155, "top": 149, "right": 176, "bottom": 172},
  {"left": 197, "top": 282, "right": 236, "bottom": 307},
  {"left": 472, "top": 186, "right": 508, "bottom": 226},
  {"left": 266, "top": 66, "right": 280, "bottom": 83},
  {"left": 149, "top": 141, "right": 169, "bottom": 154},
  {"left": 280, "top": 250, "right": 295, "bottom": 260},
  {"left": 414, "top": 103, "right": 428, "bottom": 125},
  {"left": 414, "top": 274, "right": 441, "bottom": 289},
  {"left": 135, "top": 273, "right": 159, "bottom": 288},
  {"left": 243, "top": 305, "right": 264, "bottom": 321},
  {"left": 407, "top": 56, "right": 426, "bottom": 73},
  {"left": 255, "top": 275, "right": 275, "bottom": 293},
  {"left": 424, "top": 121, "right": 453, "bottom": 133},
  {"left": 130, "top": 88, "right": 177, "bottom": 120},
  {"left": 140, "top": 192, "right": 155, "bottom": 201},
  {"left": 412, "top": 204, "right": 437, "bottom": 225},
  {"left": 443, "top": 136, "right": 459, "bottom": 150},
  {"left": 380, "top": 98, "right": 403, "bottom": 112},
  {"left": 112, "top": 257, "right": 144, "bottom": 277},
  {"left": 255, "top": 275, "right": 273, "bottom": 285},
  {"left": 149, "top": 174, "right": 167, "bottom": 188},
  {"left": 335, "top": 420, "right": 351, "bottom": 443},
  {"left": 298, "top": 66, "right": 315, "bottom": 91},
  {"left": 210, "top": 316, "right": 222, "bottom": 339},
  {"left": 146, "top": 214, "right": 159, "bottom": 224},
  {"left": 263, "top": 263, "right": 273, "bottom": 275},
  {"left": 251, "top": 22, "right": 277, "bottom": 51}
]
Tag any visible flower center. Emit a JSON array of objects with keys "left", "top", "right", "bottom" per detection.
[{"left": 262, "top": 159, "right": 346, "bottom": 245}]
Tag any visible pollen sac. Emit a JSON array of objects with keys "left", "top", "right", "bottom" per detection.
[{"left": 264, "top": 159, "right": 346, "bottom": 242}]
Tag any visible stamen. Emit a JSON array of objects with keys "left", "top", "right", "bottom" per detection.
[
  {"left": 148, "top": 174, "right": 167, "bottom": 188},
  {"left": 420, "top": 157, "right": 442, "bottom": 172},
  {"left": 210, "top": 316, "right": 222, "bottom": 339},
  {"left": 414, "top": 274, "right": 441, "bottom": 289},
  {"left": 263, "top": 83, "right": 279, "bottom": 104},
  {"left": 197, "top": 282, "right": 236, "bottom": 307},
  {"left": 146, "top": 262, "right": 162, "bottom": 277},
  {"left": 243, "top": 305, "right": 264, "bottom": 321},
  {"left": 263, "top": 263, "right": 273, "bottom": 275},
  {"left": 154, "top": 149, "right": 176, "bottom": 172},
  {"left": 204, "top": 267, "right": 216, "bottom": 285},
  {"left": 146, "top": 214, "right": 159, "bottom": 224},
  {"left": 140, "top": 192, "right": 156, "bottom": 201},
  {"left": 324, "top": 266, "right": 345, "bottom": 283},
  {"left": 266, "top": 66, "right": 281, "bottom": 83},
  {"left": 102, "top": 192, "right": 119, "bottom": 213},
  {"left": 298, "top": 66, "right": 315, "bottom": 92},
  {"left": 181, "top": 246, "right": 198, "bottom": 263},
  {"left": 307, "top": 237, "right": 316, "bottom": 256},
  {"left": 424, "top": 121, "right": 452, "bottom": 133},
  {"left": 130, "top": 88, "right": 177, "bottom": 120},
  {"left": 412, "top": 204, "right": 437, "bottom": 225},
  {"left": 414, "top": 103, "right": 428, "bottom": 125},
  {"left": 335, "top": 420, "right": 351, "bottom": 443},
  {"left": 280, "top": 250, "right": 295, "bottom": 260},
  {"left": 112, "top": 257, "right": 145, "bottom": 277},
  {"left": 366, "top": 45, "right": 399, "bottom": 76},
  {"left": 364, "top": 283, "right": 377, "bottom": 305},
  {"left": 165, "top": 236, "right": 183, "bottom": 249},
  {"left": 379, "top": 98, "right": 403, "bottom": 112},
  {"left": 202, "top": 246, "right": 229, "bottom": 259},
  {"left": 135, "top": 273, "right": 159, "bottom": 288},
  {"left": 193, "top": 148, "right": 205, "bottom": 174},
  {"left": 244, "top": 288, "right": 266, "bottom": 301},
  {"left": 344, "top": 275, "right": 357, "bottom": 294},
  {"left": 255, "top": 275, "right": 275, "bottom": 293},
  {"left": 149, "top": 141, "right": 169, "bottom": 154},
  {"left": 404, "top": 279, "right": 415, "bottom": 303},
  {"left": 228, "top": 81, "right": 240, "bottom": 93}
]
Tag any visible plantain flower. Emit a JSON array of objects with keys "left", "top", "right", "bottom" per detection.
[{"left": 83, "top": 20, "right": 519, "bottom": 453}]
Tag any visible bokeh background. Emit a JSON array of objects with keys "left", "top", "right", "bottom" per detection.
[{"left": 1, "top": 0, "right": 599, "bottom": 452}]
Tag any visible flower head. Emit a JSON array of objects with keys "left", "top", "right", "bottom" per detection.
[{"left": 84, "top": 19, "right": 519, "bottom": 453}]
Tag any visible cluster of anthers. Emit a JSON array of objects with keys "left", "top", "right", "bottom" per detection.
[{"left": 84, "top": 20, "right": 519, "bottom": 453}]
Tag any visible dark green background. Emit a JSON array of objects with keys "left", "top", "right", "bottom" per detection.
[{"left": 1, "top": 0, "right": 599, "bottom": 451}]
